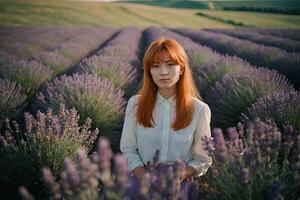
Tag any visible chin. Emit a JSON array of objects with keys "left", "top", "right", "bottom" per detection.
[{"left": 158, "top": 84, "right": 175, "bottom": 89}]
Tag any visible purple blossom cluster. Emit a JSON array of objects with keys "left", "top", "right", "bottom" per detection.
[
  {"left": 175, "top": 28, "right": 300, "bottom": 90},
  {"left": 202, "top": 118, "right": 300, "bottom": 199},
  {"left": 207, "top": 28, "right": 300, "bottom": 53},
  {"left": 19, "top": 137, "right": 199, "bottom": 200},
  {"left": 0, "top": 104, "right": 99, "bottom": 199},
  {"left": 243, "top": 91, "right": 300, "bottom": 132},
  {"left": 205, "top": 67, "right": 294, "bottom": 129}
]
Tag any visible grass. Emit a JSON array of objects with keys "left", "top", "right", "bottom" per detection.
[
  {"left": 0, "top": 1, "right": 299, "bottom": 28},
  {"left": 0, "top": 0, "right": 232, "bottom": 28},
  {"left": 198, "top": 9, "right": 300, "bottom": 28}
]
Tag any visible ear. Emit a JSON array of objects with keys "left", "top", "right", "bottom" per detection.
[{"left": 180, "top": 67, "right": 184, "bottom": 75}]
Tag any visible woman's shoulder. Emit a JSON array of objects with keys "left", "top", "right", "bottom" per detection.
[
  {"left": 191, "top": 97, "right": 211, "bottom": 113},
  {"left": 127, "top": 95, "right": 141, "bottom": 109},
  {"left": 128, "top": 94, "right": 141, "bottom": 104}
]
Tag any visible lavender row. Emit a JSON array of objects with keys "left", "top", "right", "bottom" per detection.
[
  {"left": 206, "top": 28, "right": 300, "bottom": 53},
  {"left": 0, "top": 28, "right": 84, "bottom": 60},
  {"left": 79, "top": 27, "right": 141, "bottom": 90},
  {"left": 243, "top": 28, "right": 300, "bottom": 42},
  {"left": 145, "top": 27, "right": 296, "bottom": 131},
  {"left": 0, "top": 27, "right": 117, "bottom": 128},
  {"left": 175, "top": 28, "right": 300, "bottom": 90}
]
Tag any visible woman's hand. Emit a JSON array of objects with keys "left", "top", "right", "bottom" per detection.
[
  {"left": 180, "top": 166, "right": 196, "bottom": 182},
  {"left": 132, "top": 166, "right": 146, "bottom": 181}
]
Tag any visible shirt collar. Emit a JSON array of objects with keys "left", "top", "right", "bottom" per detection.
[{"left": 157, "top": 91, "right": 176, "bottom": 105}]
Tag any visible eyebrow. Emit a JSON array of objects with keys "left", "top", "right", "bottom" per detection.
[{"left": 153, "top": 59, "right": 173, "bottom": 64}]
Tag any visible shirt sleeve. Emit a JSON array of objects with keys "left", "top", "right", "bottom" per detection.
[
  {"left": 120, "top": 96, "right": 144, "bottom": 172},
  {"left": 187, "top": 103, "right": 213, "bottom": 177}
]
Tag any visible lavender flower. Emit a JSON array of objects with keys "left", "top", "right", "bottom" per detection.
[
  {"left": 202, "top": 118, "right": 298, "bottom": 199},
  {"left": 0, "top": 104, "right": 98, "bottom": 199},
  {"left": 212, "top": 128, "right": 228, "bottom": 161}
]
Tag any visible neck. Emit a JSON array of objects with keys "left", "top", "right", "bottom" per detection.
[{"left": 158, "top": 86, "right": 176, "bottom": 99}]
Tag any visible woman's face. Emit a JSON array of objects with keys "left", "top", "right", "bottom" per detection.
[{"left": 150, "top": 51, "right": 183, "bottom": 91}]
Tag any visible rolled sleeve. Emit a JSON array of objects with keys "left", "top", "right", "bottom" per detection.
[
  {"left": 120, "top": 96, "right": 144, "bottom": 172},
  {"left": 187, "top": 103, "right": 213, "bottom": 177}
]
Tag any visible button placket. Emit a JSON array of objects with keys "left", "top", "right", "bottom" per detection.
[{"left": 160, "top": 101, "right": 170, "bottom": 161}]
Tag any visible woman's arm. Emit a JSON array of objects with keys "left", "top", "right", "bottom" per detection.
[
  {"left": 186, "top": 103, "right": 213, "bottom": 178},
  {"left": 120, "top": 96, "right": 145, "bottom": 175}
]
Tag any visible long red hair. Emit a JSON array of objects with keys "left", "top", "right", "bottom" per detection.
[{"left": 136, "top": 37, "right": 201, "bottom": 131}]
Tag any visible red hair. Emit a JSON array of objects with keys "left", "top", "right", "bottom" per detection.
[{"left": 136, "top": 37, "right": 201, "bottom": 131}]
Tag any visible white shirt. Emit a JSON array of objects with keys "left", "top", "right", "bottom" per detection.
[{"left": 120, "top": 92, "right": 212, "bottom": 177}]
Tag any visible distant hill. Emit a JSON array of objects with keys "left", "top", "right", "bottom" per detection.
[
  {"left": 124, "top": 0, "right": 210, "bottom": 9},
  {"left": 0, "top": 0, "right": 299, "bottom": 28},
  {"left": 128, "top": 0, "right": 300, "bottom": 14}
]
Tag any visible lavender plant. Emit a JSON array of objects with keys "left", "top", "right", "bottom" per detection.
[
  {"left": 197, "top": 55, "right": 253, "bottom": 98},
  {"left": 202, "top": 119, "right": 300, "bottom": 200},
  {"left": 0, "top": 104, "right": 98, "bottom": 199},
  {"left": 34, "top": 51, "right": 72, "bottom": 75},
  {"left": 205, "top": 67, "right": 294, "bottom": 129},
  {"left": 35, "top": 73, "right": 126, "bottom": 150},
  {"left": 0, "top": 60, "right": 53, "bottom": 99},
  {"left": 243, "top": 91, "right": 300, "bottom": 132},
  {"left": 0, "top": 78, "right": 27, "bottom": 128},
  {"left": 79, "top": 55, "right": 136, "bottom": 88}
]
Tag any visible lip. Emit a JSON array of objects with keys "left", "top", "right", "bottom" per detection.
[{"left": 159, "top": 78, "right": 170, "bottom": 81}]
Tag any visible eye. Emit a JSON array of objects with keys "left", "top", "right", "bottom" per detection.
[
  {"left": 152, "top": 64, "right": 159, "bottom": 68},
  {"left": 167, "top": 62, "right": 174, "bottom": 66}
]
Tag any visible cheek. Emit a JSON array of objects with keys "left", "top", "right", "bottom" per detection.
[{"left": 150, "top": 70, "right": 158, "bottom": 81}]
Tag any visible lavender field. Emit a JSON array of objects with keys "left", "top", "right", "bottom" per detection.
[{"left": 0, "top": 26, "right": 299, "bottom": 200}]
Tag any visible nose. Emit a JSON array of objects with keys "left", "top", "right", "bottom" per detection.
[{"left": 159, "top": 64, "right": 168, "bottom": 75}]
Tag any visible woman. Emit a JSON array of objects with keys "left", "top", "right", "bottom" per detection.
[{"left": 120, "top": 37, "right": 212, "bottom": 198}]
